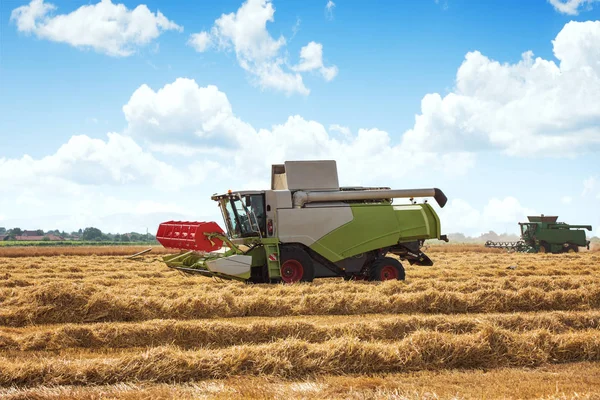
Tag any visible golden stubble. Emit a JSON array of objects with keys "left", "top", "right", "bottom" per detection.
[{"left": 0, "top": 247, "right": 600, "bottom": 399}]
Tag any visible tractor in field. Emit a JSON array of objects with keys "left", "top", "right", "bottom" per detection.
[
  {"left": 155, "top": 160, "right": 448, "bottom": 283},
  {"left": 485, "top": 215, "right": 592, "bottom": 253}
]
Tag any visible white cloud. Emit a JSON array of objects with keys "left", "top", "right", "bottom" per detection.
[
  {"left": 188, "top": 31, "right": 212, "bottom": 52},
  {"left": 16, "top": 190, "right": 44, "bottom": 207},
  {"left": 329, "top": 124, "right": 351, "bottom": 137},
  {"left": 325, "top": 1, "right": 335, "bottom": 20},
  {"left": 123, "top": 78, "right": 255, "bottom": 147},
  {"left": 561, "top": 196, "right": 573, "bottom": 204},
  {"left": 0, "top": 133, "right": 184, "bottom": 191},
  {"left": 122, "top": 78, "right": 474, "bottom": 184},
  {"left": 548, "top": 0, "right": 598, "bottom": 15},
  {"left": 291, "top": 17, "right": 301, "bottom": 40},
  {"left": 483, "top": 197, "right": 536, "bottom": 225},
  {"left": 438, "top": 199, "right": 482, "bottom": 233},
  {"left": 440, "top": 197, "right": 536, "bottom": 236},
  {"left": 252, "top": 61, "right": 310, "bottom": 96},
  {"left": 10, "top": 0, "right": 55, "bottom": 32},
  {"left": 10, "top": 0, "right": 182, "bottom": 56},
  {"left": 293, "top": 41, "right": 338, "bottom": 81},
  {"left": 188, "top": 0, "right": 336, "bottom": 95},
  {"left": 401, "top": 21, "right": 600, "bottom": 157}
]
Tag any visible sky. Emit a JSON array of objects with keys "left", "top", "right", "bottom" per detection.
[{"left": 0, "top": 0, "right": 599, "bottom": 237}]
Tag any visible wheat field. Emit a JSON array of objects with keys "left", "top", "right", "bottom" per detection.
[{"left": 1, "top": 245, "right": 599, "bottom": 399}]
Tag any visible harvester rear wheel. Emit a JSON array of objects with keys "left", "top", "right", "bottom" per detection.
[
  {"left": 567, "top": 245, "right": 578, "bottom": 253},
  {"left": 369, "top": 257, "right": 405, "bottom": 281},
  {"left": 279, "top": 246, "right": 315, "bottom": 283}
]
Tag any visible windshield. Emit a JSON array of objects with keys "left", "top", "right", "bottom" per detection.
[
  {"left": 219, "top": 195, "right": 265, "bottom": 238},
  {"left": 521, "top": 223, "right": 534, "bottom": 238},
  {"left": 223, "top": 200, "right": 240, "bottom": 237}
]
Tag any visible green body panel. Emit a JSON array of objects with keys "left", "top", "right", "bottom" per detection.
[
  {"left": 535, "top": 228, "right": 588, "bottom": 247},
  {"left": 310, "top": 203, "right": 441, "bottom": 262},
  {"left": 247, "top": 246, "right": 266, "bottom": 267}
]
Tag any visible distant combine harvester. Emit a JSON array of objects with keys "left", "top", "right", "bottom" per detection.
[{"left": 485, "top": 215, "right": 592, "bottom": 253}]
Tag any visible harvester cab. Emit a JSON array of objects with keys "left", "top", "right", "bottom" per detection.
[{"left": 156, "top": 160, "right": 449, "bottom": 283}]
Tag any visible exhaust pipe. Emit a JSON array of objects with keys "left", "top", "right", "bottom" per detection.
[{"left": 293, "top": 188, "right": 447, "bottom": 208}]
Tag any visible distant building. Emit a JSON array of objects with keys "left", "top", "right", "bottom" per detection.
[
  {"left": 22, "top": 230, "right": 41, "bottom": 237},
  {"left": 14, "top": 234, "right": 64, "bottom": 241},
  {"left": 15, "top": 235, "right": 43, "bottom": 241},
  {"left": 0, "top": 235, "right": 7, "bottom": 241},
  {"left": 46, "top": 234, "right": 65, "bottom": 241}
]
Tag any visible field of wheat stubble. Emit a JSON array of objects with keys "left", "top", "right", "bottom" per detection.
[{"left": 0, "top": 245, "right": 599, "bottom": 399}]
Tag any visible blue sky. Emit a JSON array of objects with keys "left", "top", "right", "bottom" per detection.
[{"left": 0, "top": 0, "right": 599, "bottom": 237}]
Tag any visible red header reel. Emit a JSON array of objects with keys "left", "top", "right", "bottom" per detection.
[{"left": 156, "top": 221, "right": 225, "bottom": 252}]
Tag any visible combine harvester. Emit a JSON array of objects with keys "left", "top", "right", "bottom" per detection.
[
  {"left": 155, "top": 160, "right": 448, "bottom": 283},
  {"left": 485, "top": 215, "right": 592, "bottom": 253}
]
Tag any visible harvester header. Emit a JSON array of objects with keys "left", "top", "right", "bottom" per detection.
[{"left": 156, "top": 160, "right": 448, "bottom": 283}]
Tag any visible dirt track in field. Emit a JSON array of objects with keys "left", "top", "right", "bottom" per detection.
[{"left": 1, "top": 247, "right": 599, "bottom": 399}]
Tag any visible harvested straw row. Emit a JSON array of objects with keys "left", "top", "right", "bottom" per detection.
[
  {"left": 386, "top": 275, "right": 600, "bottom": 293},
  {"left": 3, "top": 362, "right": 600, "bottom": 400},
  {"left": 0, "top": 246, "right": 172, "bottom": 258},
  {"left": 2, "top": 253, "right": 599, "bottom": 286},
  {"left": 1, "top": 311, "right": 599, "bottom": 351},
  {"left": 2, "top": 328, "right": 600, "bottom": 387},
  {"left": 5, "top": 259, "right": 599, "bottom": 288},
  {"left": 5, "top": 273, "right": 600, "bottom": 296},
  {"left": 2, "top": 282, "right": 600, "bottom": 326},
  {"left": 5, "top": 272, "right": 600, "bottom": 301}
]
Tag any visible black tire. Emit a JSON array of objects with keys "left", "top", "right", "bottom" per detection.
[
  {"left": 279, "top": 246, "right": 315, "bottom": 283},
  {"left": 538, "top": 242, "right": 549, "bottom": 254},
  {"left": 566, "top": 244, "right": 579, "bottom": 253},
  {"left": 248, "top": 265, "right": 269, "bottom": 284},
  {"left": 369, "top": 257, "right": 405, "bottom": 281}
]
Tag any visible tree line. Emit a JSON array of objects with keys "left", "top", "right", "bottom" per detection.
[{"left": 0, "top": 227, "right": 157, "bottom": 243}]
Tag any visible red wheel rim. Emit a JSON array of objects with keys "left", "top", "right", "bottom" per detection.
[
  {"left": 380, "top": 265, "right": 398, "bottom": 281},
  {"left": 281, "top": 260, "right": 304, "bottom": 283}
]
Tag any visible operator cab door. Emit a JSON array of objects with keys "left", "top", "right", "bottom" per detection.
[
  {"left": 245, "top": 194, "right": 267, "bottom": 237},
  {"left": 221, "top": 194, "right": 266, "bottom": 239}
]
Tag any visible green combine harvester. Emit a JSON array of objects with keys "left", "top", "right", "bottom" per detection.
[
  {"left": 485, "top": 215, "right": 592, "bottom": 253},
  {"left": 155, "top": 160, "right": 448, "bottom": 283}
]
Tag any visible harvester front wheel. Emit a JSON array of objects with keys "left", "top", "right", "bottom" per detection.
[
  {"left": 279, "top": 246, "right": 315, "bottom": 284},
  {"left": 369, "top": 257, "right": 405, "bottom": 281}
]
